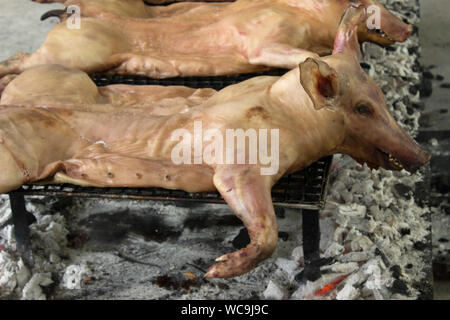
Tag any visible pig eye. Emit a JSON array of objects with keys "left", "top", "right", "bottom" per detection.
[{"left": 354, "top": 105, "right": 372, "bottom": 115}]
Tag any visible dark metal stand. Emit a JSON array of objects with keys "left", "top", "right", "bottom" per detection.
[
  {"left": 9, "top": 193, "right": 34, "bottom": 267},
  {"left": 302, "top": 209, "right": 322, "bottom": 281}
]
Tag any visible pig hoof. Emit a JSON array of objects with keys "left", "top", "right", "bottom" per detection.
[
  {"left": 204, "top": 243, "right": 276, "bottom": 278},
  {"left": 215, "top": 254, "right": 228, "bottom": 262},
  {"left": 204, "top": 255, "right": 253, "bottom": 279}
]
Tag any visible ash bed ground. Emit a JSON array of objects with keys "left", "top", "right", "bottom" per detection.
[{"left": 0, "top": 0, "right": 448, "bottom": 300}]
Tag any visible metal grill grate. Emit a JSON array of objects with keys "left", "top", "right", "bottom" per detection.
[
  {"left": 12, "top": 156, "right": 332, "bottom": 209},
  {"left": 11, "top": 70, "right": 333, "bottom": 210},
  {"left": 90, "top": 69, "right": 289, "bottom": 89}
]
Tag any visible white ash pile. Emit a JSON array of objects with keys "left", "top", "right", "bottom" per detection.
[
  {"left": 264, "top": 0, "right": 432, "bottom": 300},
  {"left": 0, "top": 197, "right": 68, "bottom": 299}
]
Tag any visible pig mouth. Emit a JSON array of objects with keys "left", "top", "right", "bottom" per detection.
[
  {"left": 354, "top": 148, "right": 404, "bottom": 171},
  {"left": 367, "top": 28, "right": 396, "bottom": 45},
  {"left": 377, "top": 149, "right": 404, "bottom": 170}
]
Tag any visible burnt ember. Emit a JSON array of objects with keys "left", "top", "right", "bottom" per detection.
[{"left": 154, "top": 274, "right": 204, "bottom": 292}]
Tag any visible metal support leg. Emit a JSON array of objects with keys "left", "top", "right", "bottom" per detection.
[
  {"left": 302, "top": 209, "right": 321, "bottom": 281},
  {"left": 9, "top": 193, "right": 34, "bottom": 267}
]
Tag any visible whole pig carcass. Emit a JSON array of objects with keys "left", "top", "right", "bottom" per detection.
[
  {"left": 1, "top": 0, "right": 412, "bottom": 80},
  {"left": 0, "top": 6, "right": 429, "bottom": 278}
]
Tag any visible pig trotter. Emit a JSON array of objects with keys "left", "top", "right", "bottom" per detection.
[
  {"left": 205, "top": 167, "right": 278, "bottom": 278},
  {"left": 41, "top": 9, "right": 67, "bottom": 21}
]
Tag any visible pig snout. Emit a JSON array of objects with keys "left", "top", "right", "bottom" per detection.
[
  {"left": 389, "top": 21, "right": 413, "bottom": 42},
  {"left": 398, "top": 143, "right": 431, "bottom": 173},
  {"left": 386, "top": 127, "right": 431, "bottom": 173}
]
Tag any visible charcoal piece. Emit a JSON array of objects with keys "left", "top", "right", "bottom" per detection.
[
  {"left": 393, "top": 183, "right": 412, "bottom": 200},
  {"left": 400, "top": 228, "right": 411, "bottom": 236},
  {"left": 409, "top": 85, "right": 418, "bottom": 95},
  {"left": 390, "top": 265, "right": 402, "bottom": 279},
  {"left": 278, "top": 231, "right": 289, "bottom": 241},
  {"left": 413, "top": 242, "right": 427, "bottom": 251},
  {"left": 360, "top": 62, "right": 371, "bottom": 70},
  {"left": 423, "top": 71, "right": 434, "bottom": 80},
  {"left": 391, "top": 279, "right": 409, "bottom": 295},
  {"left": 419, "top": 79, "right": 433, "bottom": 97}
]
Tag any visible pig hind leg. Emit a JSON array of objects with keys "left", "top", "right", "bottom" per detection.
[
  {"left": 205, "top": 166, "right": 278, "bottom": 278},
  {"left": 2, "top": 21, "right": 127, "bottom": 78}
]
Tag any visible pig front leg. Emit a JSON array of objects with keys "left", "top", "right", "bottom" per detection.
[
  {"left": 249, "top": 43, "right": 320, "bottom": 70},
  {"left": 205, "top": 166, "right": 278, "bottom": 278}
]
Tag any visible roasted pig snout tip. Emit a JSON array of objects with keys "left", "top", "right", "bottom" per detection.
[
  {"left": 403, "top": 150, "right": 431, "bottom": 173},
  {"left": 403, "top": 24, "right": 414, "bottom": 39}
]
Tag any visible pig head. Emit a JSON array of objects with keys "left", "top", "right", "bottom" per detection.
[
  {"left": 299, "top": 4, "right": 429, "bottom": 174},
  {"left": 356, "top": 0, "right": 413, "bottom": 45}
]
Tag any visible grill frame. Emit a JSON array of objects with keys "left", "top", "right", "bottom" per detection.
[
  {"left": 9, "top": 70, "right": 333, "bottom": 210},
  {"left": 11, "top": 156, "right": 332, "bottom": 210}
]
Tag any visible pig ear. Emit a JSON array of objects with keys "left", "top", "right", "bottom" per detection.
[
  {"left": 333, "top": 3, "right": 366, "bottom": 58},
  {"left": 299, "top": 58, "right": 340, "bottom": 110}
]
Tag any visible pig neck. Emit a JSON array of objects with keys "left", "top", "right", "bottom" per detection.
[
  {"left": 283, "top": 0, "right": 350, "bottom": 52},
  {"left": 268, "top": 67, "right": 346, "bottom": 166}
]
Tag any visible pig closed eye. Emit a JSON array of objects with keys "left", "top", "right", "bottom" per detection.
[{"left": 355, "top": 105, "right": 373, "bottom": 116}]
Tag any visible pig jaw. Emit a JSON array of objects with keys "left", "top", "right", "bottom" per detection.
[
  {"left": 341, "top": 125, "right": 431, "bottom": 174},
  {"left": 375, "top": 126, "right": 431, "bottom": 173}
]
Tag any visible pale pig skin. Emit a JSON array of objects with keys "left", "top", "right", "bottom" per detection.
[
  {"left": 1, "top": 0, "right": 412, "bottom": 80},
  {"left": 0, "top": 6, "right": 428, "bottom": 278}
]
